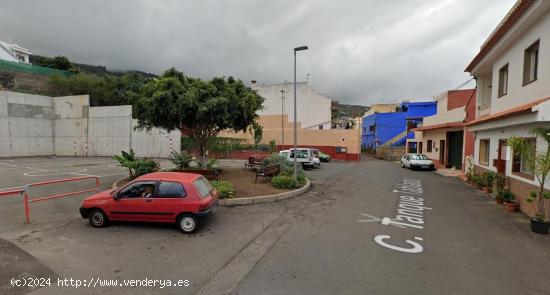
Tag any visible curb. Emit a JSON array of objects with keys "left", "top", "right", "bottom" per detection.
[
  {"left": 112, "top": 176, "right": 129, "bottom": 189},
  {"left": 219, "top": 178, "right": 311, "bottom": 206}
]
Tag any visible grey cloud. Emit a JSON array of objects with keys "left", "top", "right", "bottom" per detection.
[{"left": 0, "top": 0, "right": 516, "bottom": 105}]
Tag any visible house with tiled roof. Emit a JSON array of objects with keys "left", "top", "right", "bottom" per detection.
[
  {"left": 466, "top": 0, "right": 550, "bottom": 217},
  {"left": 407, "top": 89, "right": 476, "bottom": 170}
]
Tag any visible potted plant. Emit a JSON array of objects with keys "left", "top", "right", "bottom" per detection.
[
  {"left": 474, "top": 174, "right": 486, "bottom": 190},
  {"left": 501, "top": 189, "right": 519, "bottom": 212},
  {"left": 508, "top": 127, "right": 550, "bottom": 234},
  {"left": 481, "top": 172, "right": 494, "bottom": 193},
  {"left": 493, "top": 173, "right": 506, "bottom": 204}
]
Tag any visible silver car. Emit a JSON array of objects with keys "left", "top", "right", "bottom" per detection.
[{"left": 400, "top": 154, "right": 436, "bottom": 170}]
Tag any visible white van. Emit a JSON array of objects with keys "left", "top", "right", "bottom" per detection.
[{"left": 279, "top": 148, "right": 316, "bottom": 169}]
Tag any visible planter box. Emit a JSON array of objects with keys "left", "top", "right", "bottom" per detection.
[{"left": 503, "top": 202, "right": 519, "bottom": 212}]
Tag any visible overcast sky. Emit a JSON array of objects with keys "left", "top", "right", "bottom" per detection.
[{"left": 0, "top": 0, "right": 516, "bottom": 105}]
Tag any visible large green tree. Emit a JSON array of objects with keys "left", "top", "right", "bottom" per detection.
[
  {"left": 133, "top": 68, "right": 264, "bottom": 168},
  {"left": 48, "top": 72, "right": 149, "bottom": 106}
]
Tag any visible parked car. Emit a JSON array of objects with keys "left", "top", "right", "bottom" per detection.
[
  {"left": 400, "top": 154, "right": 436, "bottom": 170},
  {"left": 79, "top": 172, "right": 218, "bottom": 233},
  {"left": 279, "top": 148, "right": 316, "bottom": 169},
  {"left": 318, "top": 152, "right": 332, "bottom": 162}
]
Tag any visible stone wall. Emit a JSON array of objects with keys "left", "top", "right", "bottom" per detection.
[{"left": 0, "top": 69, "right": 50, "bottom": 94}]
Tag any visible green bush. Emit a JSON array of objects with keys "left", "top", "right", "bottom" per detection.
[
  {"left": 207, "top": 159, "right": 219, "bottom": 169},
  {"left": 133, "top": 159, "right": 160, "bottom": 179},
  {"left": 263, "top": 152, "right": 293, "bottom": 172},
  {"left": 212, "top": 180, "right": 235, "bottom": 199},
  {"left": 493, "top": 173, "right": 506, "bottom": 197},
  {"left": 470, "top": 174, "right": 483, "bottom": 189},
  {"left": 501, "top": 189, "right": 515, "bottom": 203},
  {"left": 114, "top": 149, "right": 137, "bottom": 178},
  {"left": 271, "top": 175, "right": 298, "bottom": 189},
  {"left": 482, "top": 172, "right": 495, "bottom": 190},
  {"left": 113, "top": 149, "right": 159, "bottom": 180},
  {"left": 169, "top": 150, "right": 194, "bottom": 170},
  {"left": 269, "top": 140, "right": 277, "bottom": 153}
]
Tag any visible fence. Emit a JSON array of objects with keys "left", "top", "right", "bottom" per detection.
[
  {"left": 376, "top": 146, "right": 406, "bottom": 161},
  {"left": 0, "top": 59, "right": 73, "bottom": 77},
  {"left": 0, "top": 176, "right": 99, "bottom": 224}
]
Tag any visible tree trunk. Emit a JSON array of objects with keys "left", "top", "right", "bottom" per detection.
[{"left": 179, "top": 127, "right": 219, "bottom": 170}]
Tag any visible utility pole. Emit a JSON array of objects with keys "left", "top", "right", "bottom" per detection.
[
  {"left": 293, "top": 46, "right": 308, "bottom": 181},
  {"left": 280, "top": 89, "right": 285, "bottom": 151}
]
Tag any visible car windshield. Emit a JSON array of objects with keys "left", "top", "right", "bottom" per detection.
[
  {"left": 410, "top": 154, "right": 429, "bottom": 160},
  {"left": 193, "top": 176, "right": 214, "bottom": 198}
]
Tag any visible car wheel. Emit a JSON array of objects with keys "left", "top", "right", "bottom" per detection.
[
  {"left": 177, "top": 214, "right": 199, "bottom": 234},
  {"left": 89, "top": 209, "right": 108, "bottom": 228}
]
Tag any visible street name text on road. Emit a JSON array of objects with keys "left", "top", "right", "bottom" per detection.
[{"left": 374, "top": 179, "right": 429, "bottom": 254}]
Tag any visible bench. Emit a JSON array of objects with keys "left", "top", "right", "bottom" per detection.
[
  {"left": 245, "top": 156, "right": 265, "bottom": 169},
  {"left": 255, "top": 163, "right": 280, "bottom": 182}
]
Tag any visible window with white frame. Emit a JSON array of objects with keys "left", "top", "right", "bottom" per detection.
[
  {"left": 523, "top": 40, "right": 539, "bottom": 85},
  {"left": 512, "top": 138, "right": 535, "bottom": 177},
  {"left": 479, "top": 139, "right": 490, "bottom": 166}
]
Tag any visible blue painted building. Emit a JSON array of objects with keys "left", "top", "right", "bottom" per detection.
[{"left": 362, "top": 101, "right": 437, "bottom": 150}]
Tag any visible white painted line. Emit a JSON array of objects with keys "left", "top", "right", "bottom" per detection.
[{"left": 24, "top": 169, "right": 89, "bottom": 177}]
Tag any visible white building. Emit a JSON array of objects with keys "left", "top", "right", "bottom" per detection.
[
  {"left": 0, "top": 41, "right": 31, "bottom": 63},
  {"left": 466, "top": 0, "right": 550, "bottom": 217},
  {"left": 253, "top": 81, "right": 332, "bottom": 130}
]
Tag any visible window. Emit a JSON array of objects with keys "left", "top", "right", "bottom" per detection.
[
  {"left": 369, "top": 124, "right": 376, "bottom": 132},
  {"left": 290, "top": 149, "right": 309, "bottom": 158},
  {"left": 427, "top": 140, "right": 433, "bottom": 152},
  {"left": 193, "top": 176, "right": 214, "bottom": 198},
  {"left": 158, "top": 182, "right": 185, "bottom": 198},
  {"left": 512, "top": 138, "right": 535, "bottom": 178},
  {"left": 498, "top": 64, "right": 508, "bottom": 97},
  {"left": 119, "top": 181, "right": 156, "bottom": 198},
  {"left": 479, "top": 139, "right": 490, "bottom": 165},
  {"left": 523, "top": 40, "right": 539, "bottom": 85}
]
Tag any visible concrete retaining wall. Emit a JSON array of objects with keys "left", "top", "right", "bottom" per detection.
[
  {"left": 0, "top": 91, "right": 180, "bottom": 158},
  {"left": 0, "top": 91, "right": 55, "bottom": 157}
]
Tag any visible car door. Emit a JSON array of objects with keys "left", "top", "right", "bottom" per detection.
[
  {"left": 153, "top": 181, "right": 188, "bottom": 221},
  {"left": 109, "top": 181, "right": 158, "bottom": 221}
]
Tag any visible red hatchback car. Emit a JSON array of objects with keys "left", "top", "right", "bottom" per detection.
[{"left": 79, "top": 172, "right": 218, "bottom": 233}]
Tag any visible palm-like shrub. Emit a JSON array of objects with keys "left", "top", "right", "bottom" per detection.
[
  {"left": 508, "top": 127, "right": 550, "bottom": 221},
  {"left": 169, "top": 150, "right": 194, "bottom": 170},
  {"left": 114, "top": 149, "right": 159, "bottom": 180}
]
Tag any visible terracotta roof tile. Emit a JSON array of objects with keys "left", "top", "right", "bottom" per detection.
[{"left": 466, "top": 96, "right": 550, "bottom": 126}]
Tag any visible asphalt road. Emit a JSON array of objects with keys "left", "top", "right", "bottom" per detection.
[
  {"left": 1, "top": 157, "right": 550, "bottom": 295},
  {"left": 228, "top": 157, "right": 550, "bottom": 295}
]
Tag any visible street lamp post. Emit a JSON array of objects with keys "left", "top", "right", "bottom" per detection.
[
  {"left": 293, "top": 46, "right": 308, "bottom": 181},
  {"left": 280, "top": 89, "right": 285, "bottom": 151}
]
